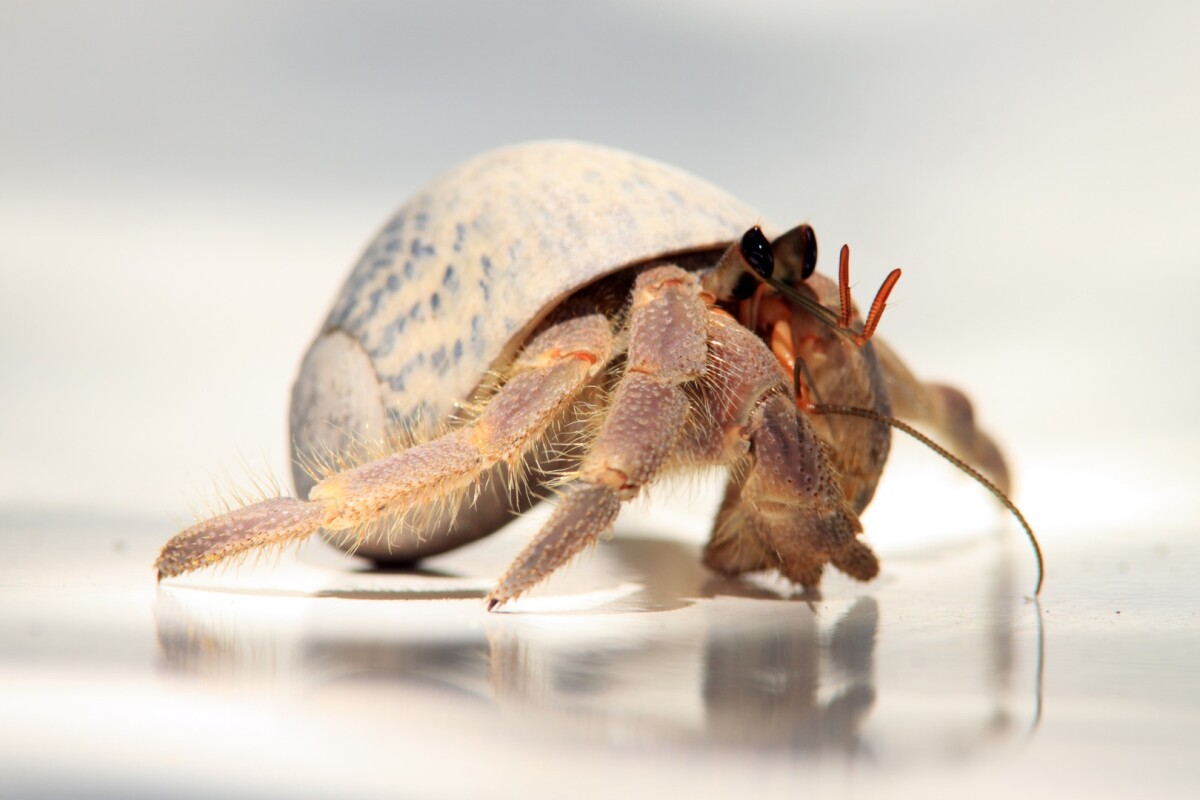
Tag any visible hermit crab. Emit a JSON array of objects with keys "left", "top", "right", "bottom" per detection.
[{"left": 156, "top": 141, "right": 1040, "bottom": 608}]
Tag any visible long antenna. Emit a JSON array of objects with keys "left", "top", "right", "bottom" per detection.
[{"left": 811, "top": 402, "right": 1044, "bottom": 597}]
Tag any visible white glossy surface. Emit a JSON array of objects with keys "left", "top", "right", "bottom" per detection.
[{"left": 2, "top": 502, "right": 1196, "bottom": 799}]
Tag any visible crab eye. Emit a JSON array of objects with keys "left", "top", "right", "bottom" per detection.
[
  {"left": 797, "top": 225, "right": 817, "bottom": 280},
  {"left": 739, "top": 226, "right": 775, "bottom": 280},
  {"left": 773, "top": 224, "right": 818, "bottom": 280}
]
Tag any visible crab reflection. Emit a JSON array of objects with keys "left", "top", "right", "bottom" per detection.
[
  {"left": 155, "top": 534, "right": 1037, "bottom": 756},
  {"left": 480, "top": 590, "right": 877, "bottom": 750},
  {"left": 699, "top": 595, "right": 876, "bottom": 750}
]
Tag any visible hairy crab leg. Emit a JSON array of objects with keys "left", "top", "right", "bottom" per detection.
[
  {"left": 487, "top": 264, "right": 708, "bottom": 609},
  {"left": 155, "top": 498, "right": 325, "bottom": 580},
  {"left": 156, "top": 309, "right": 615, "bottom": 580},
  {"left": 706, "top": 392, "right": 878, "bottom": 589},
  {"left": 697, "top": 311, "right": 874, "bottom": 590}
]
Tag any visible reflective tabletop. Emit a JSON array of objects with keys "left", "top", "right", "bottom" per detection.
[{"left": 2, "top": 493, "right": 1195, "bottom": 799}]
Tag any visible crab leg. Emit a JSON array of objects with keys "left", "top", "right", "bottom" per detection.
[
  {"left": 487, "top": 265, "right": 708, "bottom": 608},
  {"left": 156, "top": 310, "right": 615, "bottom": 580},
  {"left": 154, "top": 497, "right": 326, "bottom": 581},
  {"left": 697, "top": 311, "right": 876, "bottom": 591},
  {"left": 706, "top": 392, "right": 878, "bottom": 590}
]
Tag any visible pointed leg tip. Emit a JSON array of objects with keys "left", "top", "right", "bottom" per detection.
[{"left": 486, "top": 597, "right": 500, "bottom": 612}]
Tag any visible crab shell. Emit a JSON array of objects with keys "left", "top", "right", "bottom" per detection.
[{"left": 290, "top": 141, "right": 769, "bottom": 562}]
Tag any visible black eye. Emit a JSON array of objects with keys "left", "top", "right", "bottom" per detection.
[
  {"left": 739, "top": 226, "right": 774, "bottom": 280},
  {"left": 797, "top": 225, "right": 817, "bottom": 280},
  {"left": 773, "top": 224, "right": 818, "bottom": 280}
]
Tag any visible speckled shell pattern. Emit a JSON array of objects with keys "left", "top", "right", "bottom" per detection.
[{"left": 324, "top": 141, "right": 758, "bottom": 429}]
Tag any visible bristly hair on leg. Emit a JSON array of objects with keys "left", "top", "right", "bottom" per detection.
[
  {"left": 295, "top": 405, "right": 451, "bottom": 487},
  {"left": 155, "top": 496, "right": 325, "bottom": 581},
  {"left": 187, "top": 456, "right": 284, "bottom": 525},
  {"left": 330, "top": 469, "right": 482, "bottom": 558},
  {"left": 537, "top": 367, "right": 615, "bottom": 493}
]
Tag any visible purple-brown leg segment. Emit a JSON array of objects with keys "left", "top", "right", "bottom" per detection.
[
  {"left": 487, "top": 265, "right": 707, "bottom": 608},
  {"left": 155, "top": 310, "right": 615, "bottom": 580},
  {"left": 741, "top": 268, "right": 894, "bottom": 515},
  {"left": 698, "top": 311, "right": 878, "bottom": 591},
  {"left": 709, "top": 393, "right": 878, "bottom": 588},
  {"left": 154, "top": 497, "right": 326, "bottom": 580}
]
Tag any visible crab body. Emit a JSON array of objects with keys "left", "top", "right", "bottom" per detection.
[
  {"left": 159, "top": 141, "right": 1012, "bottom": 607},
  {"left": 291, "top": 142, "right": 760, "bottom": 560}
]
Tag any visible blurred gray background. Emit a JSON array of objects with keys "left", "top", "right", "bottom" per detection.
[{"left": 2, "top": 0, "right": 1197, "bottom": 536}]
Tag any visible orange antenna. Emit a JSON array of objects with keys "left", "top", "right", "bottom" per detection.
[
  {"left": 761, "top": 241, "right": 901, "bottom": 347},
  {"left": 838, "top": 245, "right": 853, "bottom": 329},
  {"left": 836, "top": 244, "right": 901, "bottom": 347},
  {"left": 855, "top": 269, "right": 901, "bottom": 346}
]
